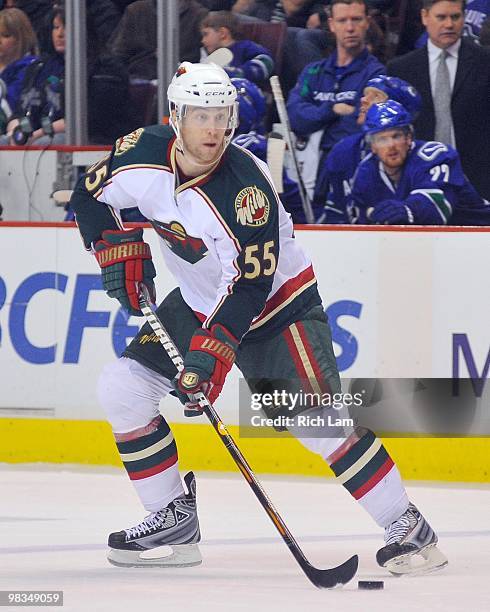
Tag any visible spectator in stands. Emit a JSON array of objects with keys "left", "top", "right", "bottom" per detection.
[
  {"left": 2, "top": 5, "right": 135, "bottom": 145},
  {"left": 3, "top": 5, "right": 64, "bottom": 145},
  {"left": 286, "top": 0, "right": 384, "bottom": 193},
  {"left": 0, "top": 6, "right": 38, "bottom": 126},
  {"left": 388, "top": 0, "right": 490, "bottom": 200},
  {"left": 350, "top": 100, "right": 490, "bottom": 226},
  {"left": 315, "top": 75, "right": 421, "bottom": 223},
  {"left": 110, "top": 0, "right": 208, "bottom": 80},
  {"left": 6, "top": 1, "right": 123, "bottom": 56},
  {"left": 201, "top": 11, "right": 274, "bottom": 85},
  {"left": 2, "top": 0, "right": 52, "bottom": 54}
]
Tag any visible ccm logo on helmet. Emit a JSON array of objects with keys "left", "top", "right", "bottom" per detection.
[{"left": 205, "top": 90, "right": 227, "bottom": 96}]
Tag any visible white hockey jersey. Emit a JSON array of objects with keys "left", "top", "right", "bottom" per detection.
[{"left": 72, "top": 125, "right": 321, "bottom": 341}]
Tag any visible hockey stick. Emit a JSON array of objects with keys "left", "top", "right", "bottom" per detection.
[
  {"left": 269, "top": 75, "right": 315, "bottom": 224},
  {"left": 203, "top": 47, "right": 234, "bottom": 67},
  {"left": 138, "top": 286, "right": 358, "bottom": 589}
]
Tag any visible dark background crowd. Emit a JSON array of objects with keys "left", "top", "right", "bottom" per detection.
[{"left": 0, "top": 0, "right": 489, "bottom": 225}]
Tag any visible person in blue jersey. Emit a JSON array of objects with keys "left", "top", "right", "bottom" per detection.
[
  {"left": 200, "top": 10, "right": 274, "bottom": 86},
  {"left": 350, "top": 100, "right": 490, "bottom": 225},
  {"left": 231, "top": 76, "right": 309, "bottom": 223},
  {"left": 315, "top": 75, "right": 421, "bottom": 223},
  {"left": 286, "top": 0, "right": 385, "bottom": 159}
]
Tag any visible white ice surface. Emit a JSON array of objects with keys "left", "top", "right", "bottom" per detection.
[{"left": 0, "top": 466, "right": 489, "bottom": 612}]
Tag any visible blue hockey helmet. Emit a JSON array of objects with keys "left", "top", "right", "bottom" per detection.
[
  {"left": 231, "top": 77, "right": 266, "bottom": 135},
  {"left": 363, "top": 100, "right": 412, "bottom": 136},
  {"left": 364, "top": 75, "right": 421, "bottom": 120}
]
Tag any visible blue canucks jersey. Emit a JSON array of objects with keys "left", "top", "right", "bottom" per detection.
[
  {"left": 350, "top": 140, "right": 490, "bottom": 225},
  {"left": 314, "top": 132, "right": 368, "bottom": 224},
  {"left": 287, "top": 49, "right": 384, "bottom": 152}
]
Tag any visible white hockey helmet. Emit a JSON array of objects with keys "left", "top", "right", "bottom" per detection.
[{"left": 168, "top": 62, "right": 238, "bottom": 153}]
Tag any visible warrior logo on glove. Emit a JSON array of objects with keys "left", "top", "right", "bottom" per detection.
[
  {"left": 173, "top": 324, "right": 238, "bottom": 416},
  {"left": 181, "top": 372, "right": 200, "bottom": 389},
  {"left": 94, "top": 228, "right": 156, "bottom": 316}
]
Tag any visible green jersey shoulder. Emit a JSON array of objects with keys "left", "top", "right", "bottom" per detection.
[{"left": 84, "top": 124, "right": 174, "bottom": 197}]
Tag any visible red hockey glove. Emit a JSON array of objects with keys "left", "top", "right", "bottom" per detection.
[
  {"left": 173, "top": 324, "right": 238, "bottom": 416},
  {"left": 94, "top": 228, "right": 156, "bottom": 316}
]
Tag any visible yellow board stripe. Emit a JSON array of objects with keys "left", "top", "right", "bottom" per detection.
[
  {"left": 336, "top": 438, "right": 382, "bottom": 485},
  {"left": 0, "top": 418, "right": 489, "bottom": 483},
  {"left": 119, "top": 431, "right": 174, "bottom": 462},
  {"left": 289, "top": 323, "right": 323, "bottom": 396}
]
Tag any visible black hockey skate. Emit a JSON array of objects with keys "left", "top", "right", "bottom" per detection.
[
  {"left": 376, "top": 502, "right": 448, "bottom": 576},
  {"left": 107, "top": 471, "right": 202, "bottom": 568}
]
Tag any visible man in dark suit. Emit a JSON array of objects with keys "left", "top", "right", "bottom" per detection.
[{"left": 388, "top": 0, "right": 490, "bottom": 200}]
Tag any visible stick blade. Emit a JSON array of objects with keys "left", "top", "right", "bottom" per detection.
[
  {"left": 204, "top": 47, "right": 233, "bottom": 66},
  {"left": 305, "top": 554, "right": 359, "bottom": 589}
]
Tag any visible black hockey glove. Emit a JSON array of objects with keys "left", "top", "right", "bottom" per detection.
[{"left": 94, "top": 228, "right": 156, "bottom": 316}]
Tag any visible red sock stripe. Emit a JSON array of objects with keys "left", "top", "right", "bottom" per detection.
[
  {"left": 295, "top": 321, "right": 331, "bottom": 394},
  {"left": 352, "top": 457, "right": 394, "bottom": 500},
  {"left": 128, "top": 453, "right": 178, "bottom": 481}
]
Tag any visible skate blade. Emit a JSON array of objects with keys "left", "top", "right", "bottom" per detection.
[
  {"left": 385, "top": 544, "right": 448, "bottom": 576},
  {"left": 107, "top": 543, "right": 202, "bottom": 568}
]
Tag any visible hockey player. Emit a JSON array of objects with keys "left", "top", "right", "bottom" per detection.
[
  {"left": 351, "top": 100, "right": 490, "bottom": 225},
  {"left": 70, "top": 62, "right": 447, "bottom": 575},
  {"left": 315, "top": 75, "right": 422, "bottom": 223}
]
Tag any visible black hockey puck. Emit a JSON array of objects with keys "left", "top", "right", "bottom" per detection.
[{"left": 358, "top": 580, "right": 384, "bottom": 590}]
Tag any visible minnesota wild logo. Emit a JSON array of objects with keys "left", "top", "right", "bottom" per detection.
[
  {"left": 151, "top": 220, "right": 208, "bottom": 264},
  {"left": 114, "top": 128, "right": 144, "bottom": 156},
  {"left": 235, "top": 185, "right": 270, "bottom": 227}
]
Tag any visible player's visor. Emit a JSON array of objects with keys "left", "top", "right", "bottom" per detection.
[
  {"left": 370, "top": 129, "right": 410, "bottom": 147},
  {"left": 180, "top": 105, "right": 236, "bottom": 132}
]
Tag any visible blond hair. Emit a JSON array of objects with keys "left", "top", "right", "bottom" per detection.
[{"left": 0, "top": 8, "right": 38, "bottom": 59}]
